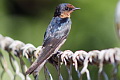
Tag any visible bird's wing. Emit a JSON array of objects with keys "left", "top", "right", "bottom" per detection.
[{"left": 26, "top": 36, "right": 66, "bottom": 74}]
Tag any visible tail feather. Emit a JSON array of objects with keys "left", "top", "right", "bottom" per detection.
[
  {"left": 26, "top": 46, "right": 57, "bottom": 75},
  {"left": 32, "top": 60, "right": 46, "bottom": 75}
]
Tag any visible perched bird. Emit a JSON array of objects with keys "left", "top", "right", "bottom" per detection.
[{"left": 26, "top": 3, "right": 80, "bottom": 74}]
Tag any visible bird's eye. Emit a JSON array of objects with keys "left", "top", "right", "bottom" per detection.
[
  {"left": 65, "top": 7, "right": 73, "bottom": 11},
  {"left": 65, "top": 7, "right": 69, "bottom": 10}
]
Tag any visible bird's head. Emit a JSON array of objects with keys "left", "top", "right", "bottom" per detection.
[{"left": 54, "top": 3, "right": 80, "bottom": 18}]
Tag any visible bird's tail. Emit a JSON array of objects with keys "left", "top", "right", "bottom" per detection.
[
  {"left": 26, "top": 46, "right": 56, "bottom": 75},
  {"left": 25, "top": 58, "right": 46, "bottom": 75},
  {"left": 32, "top": 60, "right": 46, "bottom": 75}
]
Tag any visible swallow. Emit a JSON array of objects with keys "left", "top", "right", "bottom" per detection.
[{"left": 26, "top": 3, "right": 80, "bottom": 75}]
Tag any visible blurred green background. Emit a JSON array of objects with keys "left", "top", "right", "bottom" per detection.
[{"left": 0, "top": 0, "right": 120, "bottom": 80}]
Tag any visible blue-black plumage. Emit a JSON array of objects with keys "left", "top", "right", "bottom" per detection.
[{"left": 26, "top": 3, "right": 80, "bottom": 75}]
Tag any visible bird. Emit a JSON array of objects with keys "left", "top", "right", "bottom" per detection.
[{"left": 26, "top": 3, "right": 80, "bottom": 75}]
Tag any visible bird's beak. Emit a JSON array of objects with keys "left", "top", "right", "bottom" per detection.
[{"left": 73, "top": 7, "right": 81, "bottom": 11}]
